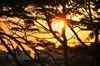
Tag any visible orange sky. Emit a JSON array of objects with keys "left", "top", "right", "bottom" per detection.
[{"left": 0, "top": 17, "right": 94, "bottom": 52}]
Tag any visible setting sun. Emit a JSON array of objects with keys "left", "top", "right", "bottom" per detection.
[{"left": 59, "top": 21, "right": 64, "bottom": 28}]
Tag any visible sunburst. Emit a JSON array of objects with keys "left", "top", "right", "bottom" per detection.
[{"left": 59, "top": 21, "right": 64, "bottom": 28}]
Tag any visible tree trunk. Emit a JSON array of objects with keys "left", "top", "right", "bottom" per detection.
[
  {"left": 63, "top": 42, "right": 69, "bottom": 66},
  {"left": 91, "top": 57, "right": 95, "bottom": 66},
  {"left": 61, "top": 18, "right": 69, "bottom": 66},
  {"left": 95, "top": 28, "right": 99, "bottom": 66}
]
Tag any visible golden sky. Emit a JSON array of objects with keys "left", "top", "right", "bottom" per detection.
[{"left": 0, "top": 16, "right": 94, "bottom": 52}]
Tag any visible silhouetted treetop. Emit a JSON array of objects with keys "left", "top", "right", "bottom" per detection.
[
  {"left": 0, "top": 0, "right": 32, "bottom": 18},
  {"left": 0, "top": 0, "right": 82, "bottom": 20}
]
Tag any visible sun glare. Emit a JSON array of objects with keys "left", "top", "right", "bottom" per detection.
[{"left": 59, "top": 21, "right": 64, "bottom": 28}]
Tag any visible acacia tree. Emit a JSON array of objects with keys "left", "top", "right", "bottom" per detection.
[
  {"left": 0, "top": 0, "right": 49, "bottom": 66},
  {"left": 1, "top": 0, "right": 100, "bottom": 66},
  {"left": 0, "top": 0, "right": 77, "bottom": 66},
  {"left": 70, "top": 0, "right": 100, "bottom": 66},
  {"left": 25, "top": 0, "right": 79, "bottom": 66},
  {"left": 0, "top": 0, "right": 89, "bottom": 66},
  {"left": 25, "top": 0, "right": 100, "bottom": 66},
  {"left": 0, "top": 0, "right": 68, "bottom": 66}
]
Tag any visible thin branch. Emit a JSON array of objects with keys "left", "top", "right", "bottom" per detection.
[
  {"left": 67, "top": 30, "right": 81, "bottom": 41},
  {"left": 2, "top": 37, "right": 16, "bottom": 55},
  {"left": 0, "top": 37, "right": 21, "bottom": 66},
  {"left": 0, "top": 32, "right": 45, "bottom": 66},
  {"left": 68, "top": 26, "right": 95, "bottom": 55}
]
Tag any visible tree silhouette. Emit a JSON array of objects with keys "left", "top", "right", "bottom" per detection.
[
  {"left": 0, "top": 0, "right": 100, "bottom": 66},
  {"left": 0, "top": 0, "right": 75, "bottom": 66},
  {"left": 72, "top": 0, "right": 100, "bottom": 66}
]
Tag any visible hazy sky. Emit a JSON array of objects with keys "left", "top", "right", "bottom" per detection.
[{"left": 0, "top": 16, "right": 94, "bottom": 52}]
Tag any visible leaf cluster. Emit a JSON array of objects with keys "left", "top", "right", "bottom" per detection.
[{"left": 36, "top": 38, "right": 55, "bottom": 50}]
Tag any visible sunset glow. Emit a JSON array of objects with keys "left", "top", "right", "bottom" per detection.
[{"left": 59, "top": 21, "right": 64, "bottom": 28}]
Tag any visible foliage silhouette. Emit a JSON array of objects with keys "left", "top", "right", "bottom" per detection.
[{"left": 0, "top": 0, "right": 100, "bottom": 66}]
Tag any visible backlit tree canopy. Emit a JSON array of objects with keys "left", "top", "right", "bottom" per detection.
[{"left": 0, "top": 0, "right": 100, "bottom": 66}]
